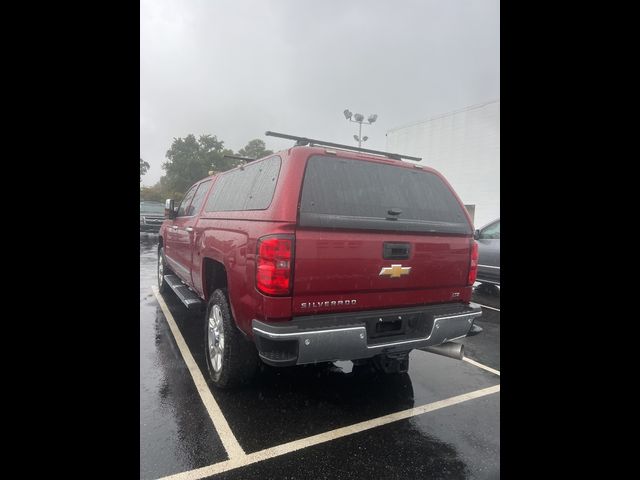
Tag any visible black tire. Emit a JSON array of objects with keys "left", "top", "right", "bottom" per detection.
[
  {"left": 157, "top": 246, "right": 172, "bottom": 294},
  {"left": 204, "top": 288, "right": 258, "bottom": 388},
  {"left": 476, "top": 282, "right": 499, "bottom": 296}
]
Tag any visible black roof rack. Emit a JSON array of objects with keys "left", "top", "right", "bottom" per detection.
[
  {"left": 224, "top": 154, "right": 256, "bottom": 163},
  {"left": 265, "top": 131, "right": 422, "bottom": 162}
]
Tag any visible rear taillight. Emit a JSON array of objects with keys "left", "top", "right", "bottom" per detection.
[
  {"left": 468, "top": 240, "right": 479, "bottom": 285},
  {"left": 256, "top": 235, "right": 293, "bottom": 296}
]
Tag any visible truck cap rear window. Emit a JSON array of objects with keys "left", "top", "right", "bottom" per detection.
[{"left": 299, "top": 155, "right": 471, "bottom": 234}]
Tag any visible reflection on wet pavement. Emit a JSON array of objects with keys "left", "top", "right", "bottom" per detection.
[{"left": 141, "top": 235, "right": 227, "bottom": 479}]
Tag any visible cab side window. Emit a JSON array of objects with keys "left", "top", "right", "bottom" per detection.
[
  {"left": 186, "top": 180, "right": 211, "bottom": 216},
  {"left": 480, "top": 221, "right": 500, "bottom": 239},
  {"left": 177, "top": 185, "right": 197, "bottom": 217}
]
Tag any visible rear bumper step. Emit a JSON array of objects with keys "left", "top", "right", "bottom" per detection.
[
  {"left": 163, "top": 275, "right": 203, "bottom": 310},
  {"left": 252, "top": 303, "right": 482, "bottom": 366}
]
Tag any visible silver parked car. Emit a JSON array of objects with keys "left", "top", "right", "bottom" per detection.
[{"left": 474, "top": 218, "right": 500, "bottom": 286}]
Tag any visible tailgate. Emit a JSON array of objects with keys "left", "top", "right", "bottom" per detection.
[
  {"left": 292, "top": 154, "right": 474, "bottom": 315},
  {"left": 293, "top": 229, "right": 472, "bottom": 314}
]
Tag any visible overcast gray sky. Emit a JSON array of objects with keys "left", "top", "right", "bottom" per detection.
[{"left": 140, "top": 0, "right": 499, "bottom": 186}]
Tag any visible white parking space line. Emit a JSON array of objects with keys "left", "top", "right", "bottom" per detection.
[
  {"left": 475, "top": 302, "right": 500, "bottom": 312},
  {"left": 157, "top": 384, "right": 500, "bottom": 480},
  {"left": 463, "top": 357, "right": 501, "bottom": 376},
  {"left": 152, "top": 286, "right": 245, "bottom": 459}
]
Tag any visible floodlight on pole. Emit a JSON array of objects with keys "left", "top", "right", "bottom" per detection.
[{"left": 343, "top": 108, "right": 378, "bottom": 147}]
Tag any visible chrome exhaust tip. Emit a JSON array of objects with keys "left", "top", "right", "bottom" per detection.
[{"left": 421, "top": 342, "right": 464, "bottom": 360}]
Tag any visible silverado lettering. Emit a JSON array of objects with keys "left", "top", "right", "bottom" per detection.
[
  {"left": 157, "top": 132, "right": 482, "bottom": 388},
  {"left": 301, "top": 300, "right": 357, "bottom": 309}
]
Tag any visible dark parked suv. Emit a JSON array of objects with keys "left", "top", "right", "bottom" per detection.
[
  {"left": 140, "top": 201, "right": 165, "bottom": 233},
  {"left": 158, "top": 132, "right": 483, "bottom": 388}
]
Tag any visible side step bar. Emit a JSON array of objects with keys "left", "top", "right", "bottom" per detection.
[{"left": 163, "top": 275, "right": 204, "bottom": 310}]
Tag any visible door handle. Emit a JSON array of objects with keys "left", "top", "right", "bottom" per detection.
[
  {"left": 171, "top": 225, "right": 178, "bottom": 230},
  {"left": 185, "top": 227, "right": 194, "bottom": 232}
]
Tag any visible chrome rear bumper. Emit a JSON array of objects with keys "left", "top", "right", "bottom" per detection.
[{"left": 252, "top": 303, "right": 482, "bottom": 366}]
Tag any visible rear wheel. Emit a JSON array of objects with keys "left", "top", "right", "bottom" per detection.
[{"left": 204, "top": 288, "right": 258, "bottom": 388}]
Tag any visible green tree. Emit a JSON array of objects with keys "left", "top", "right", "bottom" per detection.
[
  {"left": 238, "top": 139, "right": 273, "bottom": 160},
  {"left": 139, "top": 182, "right": 164, "bottom": 202},
  {"left": 140, "top": 158, "right": 150, "bottom": 182},
  {"left": 140, "top": 176, "right": 187, "bottom": 203},
  {"left": 162, "top": 134, "right": 240, "bottom": 194}
]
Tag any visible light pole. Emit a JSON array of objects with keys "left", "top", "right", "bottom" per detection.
[{"left": 343, "top": 109, "right": 378, "bottom": 147}]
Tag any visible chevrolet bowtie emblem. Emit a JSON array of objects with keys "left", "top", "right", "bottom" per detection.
[{"left": 379, "top": 264, "right": 411, "bottom": 278}]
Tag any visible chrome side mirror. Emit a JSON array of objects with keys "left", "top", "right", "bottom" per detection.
[{"left": 164, "top": 199, "right": 176, "bottom": 219}]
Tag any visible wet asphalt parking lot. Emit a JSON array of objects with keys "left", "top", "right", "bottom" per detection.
[{"left": 140, "top": 234, "right": 500, "bottom": 479}]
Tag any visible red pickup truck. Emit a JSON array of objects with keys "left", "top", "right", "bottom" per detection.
[{"left": 158, "top": 132, "right": 482, "bottom": 388}]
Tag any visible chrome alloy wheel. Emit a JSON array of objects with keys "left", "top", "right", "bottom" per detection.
[{"left": 208, "top": 304, "right": 225, "bottom": 372}]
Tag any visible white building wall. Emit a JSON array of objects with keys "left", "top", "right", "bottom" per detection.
[{"left": 386, "top": 100, "right": 500, "bottom": 229}]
